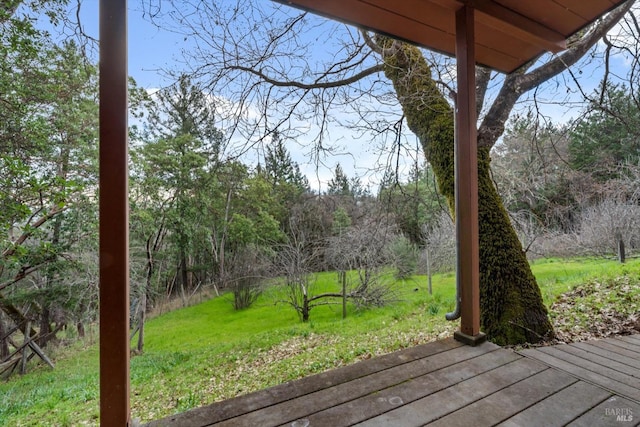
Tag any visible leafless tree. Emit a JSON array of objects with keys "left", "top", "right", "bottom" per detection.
[
  {"left": 326, "top": 217, "right": 398, "bottom": 308},
  {"left": 491, "top": 116, "right": 576, "bottom": 227},
  {"left": 576, "top": 200, "right": 640, "bottom": 257},
  {"left": 420, "top": 212, "right": 456, "bottom": 275},
  {"left": 273, "top": 223, "right": 337, "bottom": 322},
  {"left": 226, "top": 245, "right": 271, "bottom": 310}
]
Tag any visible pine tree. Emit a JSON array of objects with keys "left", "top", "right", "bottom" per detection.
[
  {"left": 327, "top": 163, "right": 351, "bottom": 196},
  {"left": 264, "top": 132, "right": 308, "bottom": 191}
]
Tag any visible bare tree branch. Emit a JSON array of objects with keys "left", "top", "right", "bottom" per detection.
[
  {"left": 478, "top": 0, "right": 635, "bottom": 149},
  {"left": 228, "top": 63, "right": 384, "bottom": 90},
  {"left": 2, "top": 205, "right": 65, "bottom": 259},
  {"left": 0, "top": 264, "right": 45, "bottom": 292},
  {"left": 475, "top": 66, "right": 492, "bottom": 117}
]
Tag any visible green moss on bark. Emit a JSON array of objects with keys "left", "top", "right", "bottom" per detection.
[
  {"left": 377, "top": 39, "right": 455, "bottom": 209},
  {"left": 379, "top": 39, "right": 554, "bottom": 344},
  {"left": 477, "top": 148, "right": 554, "bottom": 344}
]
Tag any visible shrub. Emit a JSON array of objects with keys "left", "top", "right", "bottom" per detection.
[
  {"left": 227, "top": 246, "right": 271, "bottom": 310},
  {"left": 388, "top": 235, "right": 418, "bottom": 279}
]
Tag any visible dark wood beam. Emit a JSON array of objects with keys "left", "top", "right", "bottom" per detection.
[
  {"left": 99, "top": 0, "right": 131, "bottom": 424},
  {"left": 462, "top": 0, "right": 566, "bottom": 52},
  {"left": 453, "top": 5, "right": 484, "bottom": 346}
]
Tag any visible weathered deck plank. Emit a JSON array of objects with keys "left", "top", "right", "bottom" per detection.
[
  {"left": 353, "top": 357, "right": 546, "bottom": 427},
  {"left": 496, "top": 381, "right": 611, "bottom": 427},
  {"left": 572, "top": 341, "right": 640, "bottom": 370},
  {"left": 291, "top": 348, "right": 518, "bottom": 427},
  {"left": 554, "top": 344, "right": 640, "bottom": 379},
  {"left": 519, "top": 345, "right": 640, "bottom": 402},
  {"left": 214, "top": 342, "right": 495, "bottom": 427},
  {"left": 618, "top": 334, "right": 640, "bottom": 342},
  {"left": 146, "top": 334, "right": 640, "bottom": 427},
  {"left": 615, "top": 335, "right": 640, "bottom": 348},
  {"left": 567, "top": 395, "right": 640, "bottom": 427},
  {"left": 147, "top": 338, "right": 464, "bottom": 426},
  {"left": 607, "top": 337, "right": 640, "bottom": 353},
  {"left": 588, "top": 338, "right": 640, "bottom": 359},
  {"left": 423, "top": 368, "right": 577, "bottom": 427}
]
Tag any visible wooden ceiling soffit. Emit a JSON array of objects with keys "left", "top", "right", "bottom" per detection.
[
  {"left": 277, "top": 0, "right": 627, "bottom": 73},
  {"left": 462, "top": 0, "right": 566, "bottom": 53}
]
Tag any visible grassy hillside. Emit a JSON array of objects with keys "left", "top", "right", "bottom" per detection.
[{"left": 0, "top": 257, "right": 638, "bottom": 425}]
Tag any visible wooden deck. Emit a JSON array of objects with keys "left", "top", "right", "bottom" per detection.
[{"left": 147, "top": 334, "right": 640, "bottom": 426}]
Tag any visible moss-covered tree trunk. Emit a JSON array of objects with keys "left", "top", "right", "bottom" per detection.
[
  {"left": 379, "top": 38, "right": 554, "bottom": 345},
  {"left": 477, "top": 148, "right": 554, "bottom": 344}
]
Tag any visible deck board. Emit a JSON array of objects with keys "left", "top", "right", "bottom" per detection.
[
  {"left": 553, "top": 344, "right": 640, "bottom": 378},
  {"left": 616, "top": 335, "right": 640, "bottom": 347},
  {"left": 213, "top": 342, "right": 495, "bottom": 427},
  {"left": 618, "top": 334, "right": 640, "bottom": 343},
  {"left": 567, "top": 395, "right": 640, "bottom": 427},
  {"left": 609, "top": 337, "right": 640, "bottom": 352},
  {"left": 520, "top": 344, "right": 640, "bottom": 402},
  {"left": 588, "top": 338, "right": 640, "bottom": 360},
  {"left": 572, "top": 341, "right": 640, "bottom": 370},
  {"left": 496, "top": 381, "right": 611, "bottom": 427},
  {"left": 424, "top": 368, "right": 577, "bottom": 427},
  {"left": 147, "top": 334, "right": 640, "bottom": 426},
  {"left": 293, "top": 348, "right": 519, "bottom": 427},
  {"left": 146, "top": 338, "right": 464, "bottom": 426},
  {"left": 353, "top": 358, "right": 546, "bottom": 427}
]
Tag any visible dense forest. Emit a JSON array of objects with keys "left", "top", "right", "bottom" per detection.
[{"left": 2, "top": 0, "right": 640, "bottom": 372}]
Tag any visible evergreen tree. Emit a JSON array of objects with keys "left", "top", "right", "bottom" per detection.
[
  {"left": 570, "top": 83, "right": 640, "bottom": 181},
  {"left": 137, "top": 74, "right": 223, "bottom": 295},
  {"left": 149, "top": 74, "right": 224, "bottom": 157},
  {"left": 378, "top": 163, "right": 445, "bottom": 244},
  {"left": 263, "top": 132, "right": 309, "bottom": 231},
  {"left": 0, "top": 37, "right": 99, "bottom": 347},
  {"left": 264, "top": 132, "right": 308, "bottom": 191},
  {"left": 327, "top": 163, "right": 351, "bottom": 196}
]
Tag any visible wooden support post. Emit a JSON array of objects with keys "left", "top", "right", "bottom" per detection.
[
  {"left": 99, "top": 0, "right": 131, "bottom": 425},
  {"left": 454, "top": 5, "right": 485, "bottom": 346}
]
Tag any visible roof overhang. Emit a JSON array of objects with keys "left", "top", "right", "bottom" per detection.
[{"left": 277, "top": 0, "right": 628, "bottom": 73}]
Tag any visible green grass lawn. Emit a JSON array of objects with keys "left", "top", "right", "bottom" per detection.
[{"left": 0, "top": 257, "right": 638, "bottom": 425}]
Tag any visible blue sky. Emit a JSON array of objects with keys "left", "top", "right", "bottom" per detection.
[
  {"left": 47, "top": 1, "right": 394, "bottom": 192},
  {"left": 73, "top": 1, "right": 185, "bottom": 89},
  {"left": 38, "top": 1, "right": 634, "bottom": 192}
]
